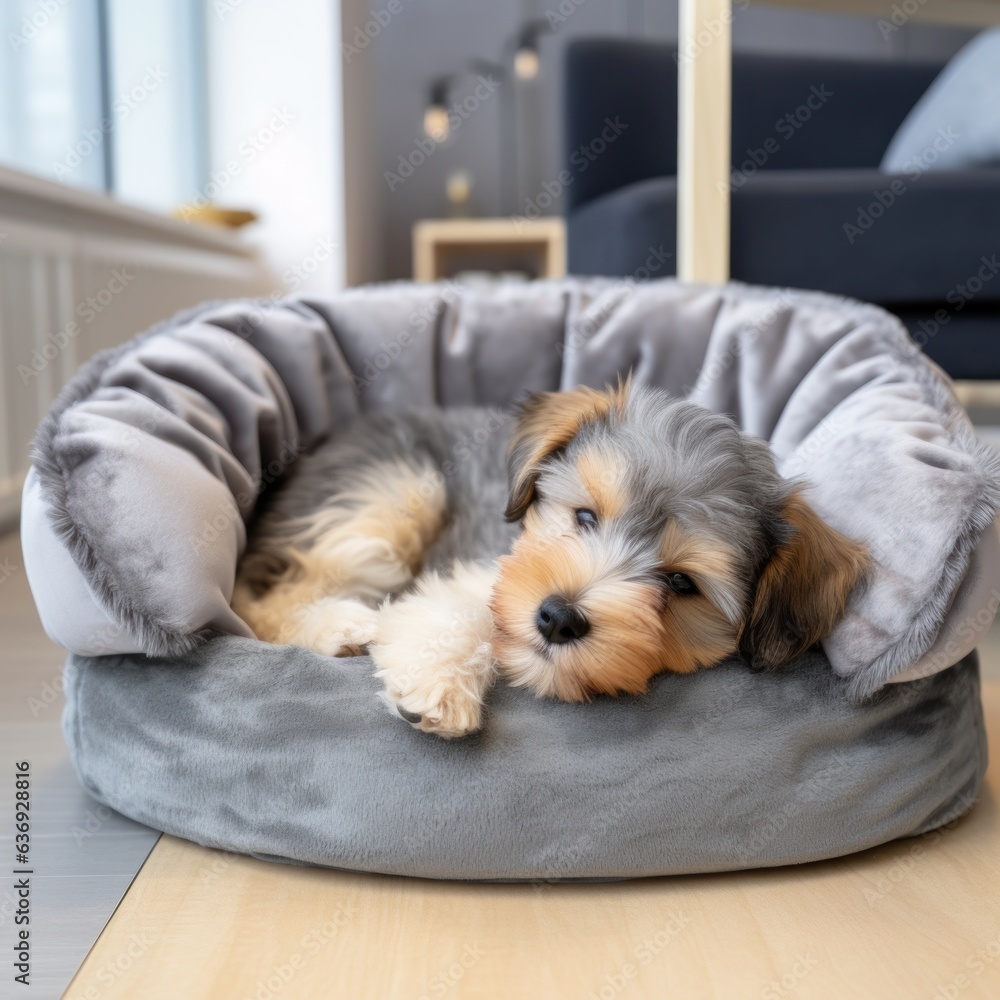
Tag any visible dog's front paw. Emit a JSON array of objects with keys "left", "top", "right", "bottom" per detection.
[
  {"left": 379, "top": 678, "right": 485, "bottom": 739},
  {"left": 373, "top": 638, "right": 493, "bottom": 739},
  {"left": 287, "top": 597, "right": 379, "bottom": 657},
  {"left": 370, "top": 564, "right": 498, "bottom": 738}
]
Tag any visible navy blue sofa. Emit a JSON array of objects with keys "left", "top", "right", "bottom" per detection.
[{"left": 564, "top": 39, "right": 1000, "bottom": 378}]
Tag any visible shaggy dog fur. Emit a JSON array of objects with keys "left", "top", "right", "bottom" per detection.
[{"left": 232, "top": 382, "right": 868, "bottom": 737}]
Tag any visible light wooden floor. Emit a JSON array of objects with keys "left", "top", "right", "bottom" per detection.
[
  {"left": 3, "top": 530, "right": 1000, "bottom": 999},
  {"left": 67, "top": 721, "right": 1000, "bottom": 1000}
]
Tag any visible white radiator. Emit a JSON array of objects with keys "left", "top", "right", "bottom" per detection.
[{"left": 0, "top": 167, "right": 271, "bottom": 528}]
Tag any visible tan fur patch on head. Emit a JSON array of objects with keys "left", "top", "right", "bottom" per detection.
[
  {"left": 659, "top": 521, "right": 743, "bottom": 624},
  {"left": 505, "top": 380, "right": 631, "bottom": 521},
  {"left": 575, "top": 448, "right": 628, "bottom": 521},
  {"left": 659, "top": 521, "right": 736, "bottom": 581}
]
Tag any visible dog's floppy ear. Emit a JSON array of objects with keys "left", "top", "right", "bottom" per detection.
[
  {"left": 505, "top": 381, "right": 629, "bottom": 521},
  {"left": 739, "top": 489, "right": 869, "bottom": 671}
]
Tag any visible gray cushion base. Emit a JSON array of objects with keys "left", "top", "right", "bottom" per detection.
[{"left": 62, "top": 642, "right": 986, "bottom": 880}]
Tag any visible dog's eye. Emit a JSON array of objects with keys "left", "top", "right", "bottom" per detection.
[
  {"left": 661, "top": 572, "right": 699, "bottom": 596},
  {"left": 575, "top": 508, "right": 598, "bottom": 531}
]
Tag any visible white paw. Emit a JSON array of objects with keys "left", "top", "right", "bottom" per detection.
[
  {"left": 288, "top": 597, "right": 379, "bottom": 657},
  {"left": 376, "top": 671, "right": 486, "bottom": 738},
  {"left": 373, "top": 638, "right": 493, "bottom": 739},
  {"left": 369, "top": 564, "right": 498, "bottom": 738}
]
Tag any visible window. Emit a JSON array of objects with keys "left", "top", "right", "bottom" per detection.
[{"left": 0, "top": 0, "right": 207, "bottom": 212}]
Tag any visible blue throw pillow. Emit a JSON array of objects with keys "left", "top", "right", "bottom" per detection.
[{"left": 881, "top": 27, "right": 1000, "bottom": 174}]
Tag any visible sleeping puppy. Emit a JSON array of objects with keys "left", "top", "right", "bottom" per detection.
[{"left": 232, "top": 381, "right": 868, "bottom": 738}]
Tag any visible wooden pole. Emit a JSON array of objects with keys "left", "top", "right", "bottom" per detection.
[{"left": 677, "top": 0, "right": 732, "bottom": 284}]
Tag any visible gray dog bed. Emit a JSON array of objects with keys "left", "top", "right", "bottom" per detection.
[{"left": 22, "top": 278, "right": 1000, "bottom": 879}]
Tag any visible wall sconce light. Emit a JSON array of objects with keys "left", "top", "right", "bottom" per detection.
[
  {"left": 513, "top": 46, "right": 539, "bottom": 80},
  {"left": 446, "top": 169, "right": 473, "bottom": 214},
  {"left": 513, "top": 21, "right": 550, "bottom": 80},
  {"left": 423, "top": 77, "right": 452, "bottom": 142}
]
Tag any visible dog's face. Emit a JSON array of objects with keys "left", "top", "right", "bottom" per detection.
[{"left": 489, "top": 382, "right": 868, "bottom": 701}]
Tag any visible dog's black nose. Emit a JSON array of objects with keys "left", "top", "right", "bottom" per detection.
[{"left": 536, "top": 596, "right": 589, "bottom": 644}]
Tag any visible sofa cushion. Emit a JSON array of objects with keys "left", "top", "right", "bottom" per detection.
[
  {"left": 882, "top": 28, "right": 1000, "bottom": 173},
  {"left": 564, "top": 39, "right": 944, "bottom": 212},
  {"left": 568, "top": 170, "right": 1000, "bottom": 306}
]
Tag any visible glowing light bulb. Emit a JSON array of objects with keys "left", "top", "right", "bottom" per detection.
[
  {"left": 514, "top": 46, "right": 539, "bottom": 80},
  {"left": 446, "top": 170, "right": 472, "bottom": 206},
  {"left": 424, "top": 104, "right": 450, "bottom": 143}
]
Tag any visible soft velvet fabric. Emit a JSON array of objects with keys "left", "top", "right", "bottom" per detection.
[
  {"left": 26, "top": 280, "right": 1000, "bottom": 698},
  {"left": 62, "top": 643, "right": 986, "bottom": 880}
]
